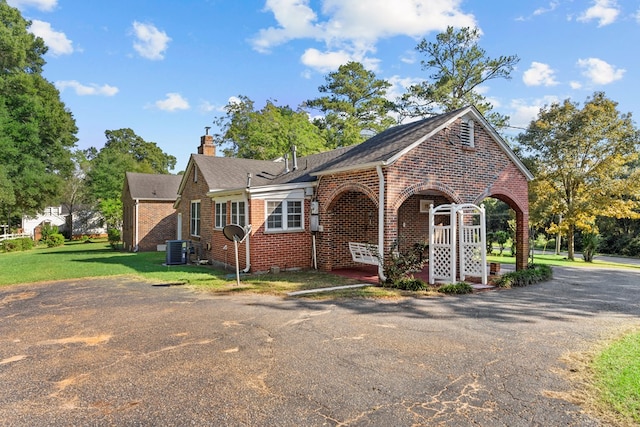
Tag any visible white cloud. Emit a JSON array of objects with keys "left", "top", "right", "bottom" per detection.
[
  {"left": 29, "top": 20, "right": 73, "bottom": 56},
  {"left": 198, "top": 100, "right": 226, "bottom": 113},
  {"left": 252, "top": 0, "right": 477, "bottom": 72},
  {"left": 577, "top": 0, "right": 620, "bottom": 27},
  {"left": 508, "top": 96, "right": 559, "bottom": 129},
  {"left": 533, "top": 1, "right": 559, "bottom": 16},
  {"left": 6, "top": 0, "right": 57, "bottom": 11},
  {"left": 300, "top": 48, "right": 353, "bottom": 72},
  {"left": 522, "top": 62, "right": 558, "bottom": 87},
  {"left": 131, "top": 21, "right": 171, "bottom": 60},
  {"left": 577, "top": 57, "right": 625, "bottom": 85},
  {"left": 55, "top": 80, "right": 119, "bottom": 96},
  {"left": 153, "top": 93, "right": 190, "bottom": 112},
  {"left": 569, "top": 81, "right": 582, "bottom": 90},
  {"left": 400, "top": 50, "right": 416, "bottom": 64},
  {"left": 386, "top": 75, "right": 422, "bottom": 101}
]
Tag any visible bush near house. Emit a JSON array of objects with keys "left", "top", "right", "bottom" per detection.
[
  {"left": 437, "top": 282, "right": 474, "bottom": 294},
  {"left": 107, "top": 228, "right": 121, "bottom": 250},
  {"left": 39, "top": 223, "right": 65, "bottom": 248},
  {"left": 495, "top": 264, "right": 552, "bottom": 288},
  {"left": 0, "top": 237, "right": 34, "bottom": 252}
]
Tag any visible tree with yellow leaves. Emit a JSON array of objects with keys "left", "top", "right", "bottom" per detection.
[{"left": 518, "top": 92, "right": 640, "bottom": 260}]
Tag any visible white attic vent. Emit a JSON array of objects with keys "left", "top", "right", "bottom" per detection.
[{"left": 460, "top": 119, "right": 474, "bottom": 147}]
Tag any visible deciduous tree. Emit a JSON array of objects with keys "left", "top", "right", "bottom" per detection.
[
  {"left": 214, "top": 96, "right": 326, "bottom": 159},
  {"left": 517, "top": 92, "right": 640, "bottom": 260},
  {"left": 0, "top": 1, "right": 76, "bottom": 221},
  {"left": 85, "top": 129, "right": 176, "bottom": 228}
]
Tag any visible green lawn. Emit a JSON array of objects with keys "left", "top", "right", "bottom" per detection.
[
  {"left": 488, "top": 252, "right": 640, "bottom": 270},
  {"left": 0, "top": 240, "right": 404, "bottom": 298},
  {"left": 591, "top": 332, "right": 640, "bottom": 425}
]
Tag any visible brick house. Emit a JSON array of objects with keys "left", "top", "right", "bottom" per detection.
[
  {"left": 122, "top": 172, "right": 182, "bottom": 251},
  {"left": 175, "top": 106, "right": 533, "bottom": 279}
]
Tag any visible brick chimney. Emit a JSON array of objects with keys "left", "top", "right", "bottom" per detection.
[{"left": 198, "top": 127, "right": 216, "bottom": 156}]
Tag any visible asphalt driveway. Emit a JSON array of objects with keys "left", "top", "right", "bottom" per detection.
[{"left": 1, "top": 265, "right": 639, "bottom": 426}]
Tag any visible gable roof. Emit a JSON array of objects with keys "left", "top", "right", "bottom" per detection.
[
  {"left": 177, "top": 106, "right": 533, "bottom": 197},
  {"left": 125, "top": 172, "right": 182, "bottom": 201},
  {"left": 309, "top": 106, "right": 533, "bottom": 180}
]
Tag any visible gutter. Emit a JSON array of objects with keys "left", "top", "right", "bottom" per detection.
[
  {"left": 134, "top": 199, "right": 139, "bottom": 252},
  {"left": 242, "top": 192, "right": 251, "bottom": 273},
  {"left": 376, "top": 165, "right": 386, "bottom": 282}
]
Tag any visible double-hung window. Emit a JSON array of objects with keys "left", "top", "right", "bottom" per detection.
[
  {"left": 231, "top": 201, "right": 246, "bottom": 227},
  {"left": 190, "top": 200, "right": 201, "bottom": 236},
  {"left": 266, "top": 200, "right": 303, "bottom": 231},
  {"left": 215, "top": 201, "right": 227, "bottom": 229}
]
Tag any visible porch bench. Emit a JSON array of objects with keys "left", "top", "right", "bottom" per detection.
[{"left": 348, "top": 242, "right": 380, "bottom": 266}]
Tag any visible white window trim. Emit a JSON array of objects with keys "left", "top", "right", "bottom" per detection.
[
  {"left": 215, "top": 201, "right": 227, "bottom": 229},
  {"left": 190, "top": 200, "right": 201, "bottom": 237},
  {"left": 230, "top": 200, "right": 246, "bottom": 227},
  {"left": 265, "top": 199, "right": 304, "bottom": 232}
]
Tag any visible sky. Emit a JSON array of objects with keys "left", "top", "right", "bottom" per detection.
[{"left": 8, "top": 0, "right": 640, "bottom": 172}]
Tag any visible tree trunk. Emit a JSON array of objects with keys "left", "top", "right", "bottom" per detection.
[
  {"left": 555, "top": 214, "right": 562, "bottom": 255},
  {"left": 567, "top": 223, "right": 575, "bottom": 260}
]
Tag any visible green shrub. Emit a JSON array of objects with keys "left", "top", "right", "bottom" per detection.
[
  {"left": 40, "top": 223, "right": 58, "bottom": 242},
  {"left": 382, "top": 242, "right": 427, "bottom": 284},
  {"left": 1, "top": 237, "right": 34, "bottom": 252},
  {"left": 44, "top": 233, "right": 65, "bottom": 247},
  {"left": 495, "top": 264, "right": 552, "bottom": 288},
  {"left": 581, "top": 232, "right": 599, "bottom": 262},
  {"left": 390, "top": 277, "right": 428, "bottom": 291},
  {"left": 437, "top": 282, "right": 473, "bottom": 294},
  {"left": 107, "top": 228, "right": 121, "bottom": 250}
]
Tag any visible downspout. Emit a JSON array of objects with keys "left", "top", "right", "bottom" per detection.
[
  {"left": 134, "top": 199, "right": 139, "bottom": 252},
  {"left": 242, "top": 190, "right": 251, "bottom": 273},
  {"left": 376, "top": 165, "right": 386, "bottom": 282}
]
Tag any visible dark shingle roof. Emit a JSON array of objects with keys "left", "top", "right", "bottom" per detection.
[
  {"left": 182, "top": 106, "right": 531, "bottom": 193},
  {"left": 126, "top": 172, "right": 182, "bottom": 200},
  {"left": 192, "top": 155, "right": 286, "bottom": 189}
]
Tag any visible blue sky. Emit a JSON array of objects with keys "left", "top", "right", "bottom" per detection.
[{"left": 8, "top": 0, "right": 640, "bottom": 172}]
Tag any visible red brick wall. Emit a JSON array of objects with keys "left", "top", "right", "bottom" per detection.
[
  {"left": 122, "top": 183, "right": 178, "bottom": 252},
  {"left": 248, "top": 199, "right": 313, "bottom": 273},
  {"left": 177, "top": 163, "right": 215, "bottom": 260},
  {"left": 137, "top": 201, "right": 177, "bottom": 251},
  {"left": 315, "top": 116, "right": 530, "bottom": 272},
  {"left": 396, "top": 194, "right": 450, "bottom": 253}
]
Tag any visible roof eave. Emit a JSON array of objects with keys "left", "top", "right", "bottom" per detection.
[{"left": 310, "top": 161, "right": 386, "bottom": 177}]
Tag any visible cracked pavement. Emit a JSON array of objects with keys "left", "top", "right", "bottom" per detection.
[{"left": 1, "top": 265, "right": 639, "bottom": 426}]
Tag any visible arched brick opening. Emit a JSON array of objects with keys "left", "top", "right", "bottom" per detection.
[
  {"left": 318, "top": 187, "right": 379, "bottom": 271},
  {"left": 477, "top": 189, "right": 529, "bottom": 271},
  {"left": 391, "top": 180, "right": 461, "bottom": 255}
]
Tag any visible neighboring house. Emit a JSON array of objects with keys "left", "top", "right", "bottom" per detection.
[
  {"left": 21, "top": 205, "right": 106, "bottom": 240},
  {"left": 122, "top": 172, "right": 182, "bottom": 252},
  {"left": 175, "top": 106, "right": 533, "bottom": 280},
  {"left": 21, "top": 206, "right": 67, "bottom": 240},
  {"left": 69, "top": 207, "right": 107, "bottom": 238}
]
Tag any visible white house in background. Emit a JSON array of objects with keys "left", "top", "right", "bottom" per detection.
[
  {"left": 21, "top": 206, "right": 107, "bottom": 240},
  {"left": 21, "top": 206, "right": 67, "bottom": 239}
]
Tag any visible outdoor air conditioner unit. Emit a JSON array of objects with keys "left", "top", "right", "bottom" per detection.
[{"left": 166, "top": 240, "right": 188, "bottom": 265}]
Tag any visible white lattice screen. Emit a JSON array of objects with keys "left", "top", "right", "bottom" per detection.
[{"left": 429, "top": 204, "right": 487, "bottom": 285}]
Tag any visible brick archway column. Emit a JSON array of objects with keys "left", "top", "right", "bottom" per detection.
[{"left": 516, "top": 210, "right": 529, "bottom": 270}]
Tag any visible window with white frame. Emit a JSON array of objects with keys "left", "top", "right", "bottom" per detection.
[
  {"left": 231, "top": 201, "right": 246, "bottom": 227},
  {"left": 215, "top": 201, "right": 227, "bottom": 229},
  {"left": 266, "top": 200, "right": 303, "bottom": 231},
  {"left": 190, "top": 200, "right": 201, "bottom": 236}
]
